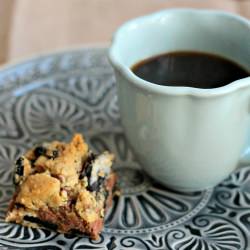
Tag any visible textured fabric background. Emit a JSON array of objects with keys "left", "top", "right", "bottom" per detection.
[{"left": 0, "top": 0, "right": 249, "bottom": 64}]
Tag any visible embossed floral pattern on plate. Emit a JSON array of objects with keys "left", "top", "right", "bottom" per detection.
[{"left": 0, "top": 48, "right": 249, "bottom": 249}]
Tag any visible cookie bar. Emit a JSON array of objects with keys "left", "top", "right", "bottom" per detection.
[{"left": 5, "top": 134, "right": 117, "bottom": 239}]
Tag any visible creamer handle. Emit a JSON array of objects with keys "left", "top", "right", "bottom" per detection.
[{"left": 239, "top": 77, "right": 250, "bottom": 166}]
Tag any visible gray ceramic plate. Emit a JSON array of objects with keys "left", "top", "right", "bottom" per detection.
[{"left": 0, "top": 48, "right": 249, "bottom": 250}]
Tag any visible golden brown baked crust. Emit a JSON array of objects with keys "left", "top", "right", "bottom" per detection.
[{"left": 5, "top": 134, "right": 116, "bottom": 239}]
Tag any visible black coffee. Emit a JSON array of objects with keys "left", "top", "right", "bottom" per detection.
[{"left": 131, "top": 51, "right": 249, "bottom": 89}]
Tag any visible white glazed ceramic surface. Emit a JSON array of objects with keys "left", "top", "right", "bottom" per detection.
[{"left": 109, "top": 9, "right": 250, "bottom": 191}]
